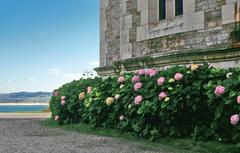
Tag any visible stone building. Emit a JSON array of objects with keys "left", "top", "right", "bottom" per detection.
[{"left": 95, "top": 0, "right": 240, "bottom": 76}]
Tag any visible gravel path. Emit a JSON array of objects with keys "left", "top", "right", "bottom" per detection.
[{"left": 0, "top": 119, "right": 183, "bottom": 153}]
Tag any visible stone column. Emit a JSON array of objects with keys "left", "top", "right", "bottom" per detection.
[
  {"left": 120, "top": 0, "right": 132, "bottom": 59},
  {"left": 100, "top": 0, "right": 108, "bottom": 67}
]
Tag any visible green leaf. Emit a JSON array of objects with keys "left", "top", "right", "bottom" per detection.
[
  {"left": 161, "top": 101, "right": 169, "bottom": 109},
  {"left": 229, "top": 91, "right": 236, "bottom": 97},
  {"left": 224, "top": 99, "right": 232, "bottom": 105},
  {"left": 137, "top": 107, "right": 144, "bottom": 115},
  {"left": 132, "top": 123, "right": 141, "bottom": 132},
  {"left": 95, "top": 92, "right": 101, "bottom": 97},
  {"left": 214, "top": 106, "right": 223, "bottom": 120},
  {"left": 93, "top": 97, "right": 101, "bottom": 101},
  {"left": 192, "top": 104, "right": 197, "bottom": 110}
]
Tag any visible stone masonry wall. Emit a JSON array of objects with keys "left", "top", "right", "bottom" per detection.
[
  {"left": 100, "top": 0, "right": 240, "bottom": 67},
  {"left": 106, "top": 0, "right": 120, "bottom": 66}
]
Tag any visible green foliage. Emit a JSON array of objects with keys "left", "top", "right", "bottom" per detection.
[{"left": 50, "top": 64, "right": 240, "bottom": 143}]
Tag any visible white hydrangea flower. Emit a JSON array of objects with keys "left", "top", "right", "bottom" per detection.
[
  {"left": 114, "top": 94, "right": 120, "bottom": 100},
  {"left": 226, "top": 72, "right": 233, "bottom": 79}
]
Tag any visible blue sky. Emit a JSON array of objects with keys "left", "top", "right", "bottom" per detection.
[{"left": 0, "top": 0, "right": 100, "bottom": 93}]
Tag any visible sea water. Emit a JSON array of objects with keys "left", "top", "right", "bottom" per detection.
[{"left": 0, "top": 105, "right": 48, "bottom": 113}]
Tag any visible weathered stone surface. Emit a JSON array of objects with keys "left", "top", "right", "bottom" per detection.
[
  {"left": 97, "top": 0, "right": 240, "bottom": 76},
  {"left": 113, "top": 48, "right": 240, "bottom": 71},
  {"left": 222, "top": 3, "right": 236, "bottom": 24}
]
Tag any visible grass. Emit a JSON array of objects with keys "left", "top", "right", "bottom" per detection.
[{"left": 41, "top": 119, "right": 240, "bottom": 153}]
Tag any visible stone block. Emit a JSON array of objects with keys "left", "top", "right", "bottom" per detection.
[
  {"left": 222, "top": 3, "right": 236, "bottom": 24},
  {"left": 137, "top": 0, "right": 148, "bottom": 12},
  {"left": 120, "top": 44, "right": 132, "bottom": 59},
  {"left": 226, "top": 0, "right": 238, "bottom": 4},
  {"left": 137, "top": 26, "right": 148, "bottom": 41},
  {"left": 183, "top": 11, "right": 204, "bottom": 31},
  {"left": 183, "top": 0, "right": 195, "bottom": 14},
  {"left": 100, "top": 8, "right": 107, "bottom": 31},
  {"left": 120, "top": 16, "right": 125, "bottom": 31},
  {"left": 101, "top": 0, "right": 108, "bottom": 8},
  {"left": 120, "top": 15, "right": 132, "bottom": 31},
  {"left": 120, "top": 30, "right": 129, "bottom": 44},
  {"left": 140, "top": 11, "right": 149, "bottom": 25},
  {"left": 125, "top": 15, "right": 133, "bottom": 29},
  {"left": 210, "top": 60, "right": 240, "bottom": 68},
  {"left": 120, "top": 0, "right": 127, "bottom": 15}
]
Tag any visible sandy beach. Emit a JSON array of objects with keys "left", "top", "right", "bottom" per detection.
[{"left": 0, "top": 112, "right": 51, "bottom": 119}]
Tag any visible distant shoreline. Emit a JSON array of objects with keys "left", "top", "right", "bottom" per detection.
[{"left": 0, "top": 103, "right": 49, "bottom": 106}]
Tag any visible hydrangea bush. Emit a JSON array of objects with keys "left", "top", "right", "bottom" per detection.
[{"left": 50, "top": 64, "right": 240, "bottom": 142}]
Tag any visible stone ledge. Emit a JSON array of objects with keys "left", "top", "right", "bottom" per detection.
[
  {"left": 95, "top": 47, "right": 240, "bottom": 76},
  {"left": 94, "top": 65, "right": 115, "bottom": 77}
]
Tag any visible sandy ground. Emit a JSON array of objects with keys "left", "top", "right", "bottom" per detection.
[
  {"left": 0, "top": 112, "right": 51, "bottom": 119},
  {"left": 0, "top": 119, "right": 183, "bottom": 153}
]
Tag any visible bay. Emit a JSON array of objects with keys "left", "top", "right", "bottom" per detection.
[{"left": 0, "top": 105, "right": 48, "bottom": 113}]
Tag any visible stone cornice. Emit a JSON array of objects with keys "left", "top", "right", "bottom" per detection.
[
  {"left": 113, "top": 47, "right": 240, "bottom": 71},
  {"left": 95, "top": 47, "right": 240, "bottom": 76},
  {"left": 94, "top": 65, "right": 115, "bottom": 77}
]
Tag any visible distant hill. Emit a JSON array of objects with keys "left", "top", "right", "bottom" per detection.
[{"left": 0, "top": 92, "right": 51, "bottom": 103}]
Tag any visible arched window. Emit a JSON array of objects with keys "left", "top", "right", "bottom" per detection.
[
  {"left": 159, "top": 0, "right": 166, "bottom": 21},
  {"left": 175, "top": 0, "right": 183, "bottom": 16}
]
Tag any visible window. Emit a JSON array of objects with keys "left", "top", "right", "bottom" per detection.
[
  {"left": 158, "top": 0, "right": 183, "bottom": 22},
  {"left": 159, "top": 0, "right": 166, "bottom": 21},
  {"left": 175, "top": 0, "right": 183, "bottom": 16}
]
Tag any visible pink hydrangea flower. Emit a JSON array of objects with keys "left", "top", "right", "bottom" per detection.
[
  {"left": 157, "top": 77, "right": 165, "bottom": 86},
  {"left": 146, "top": 69, "right": 157, "bottom": 77},
  {"left": 149, "top": 69, "right": 157, "bottom": 77},
  {"left": 144, "top": 69, "right": 150, "bottom": 75},
  {"left": 118, "top": 76, "right": 125, "bottom": 83},
  {"left": 159, "top": 92, "right": 167, "bottom": 100},
  {"left": 87, "top": 86, "right": 92, "bottom": 94},
  {"left": 61, "top": 96, "right": 66, "bottom": 100},
  {"left": 174, "top": 73, "right": 183, "bottom": 81},
  {"left": 52, "top": 90, "right": 59, "bottom": 97},
  {"left": 215, "top": 86, "right": 225, "bottom": 97},
  {"left": 230, "top": 114, "right": 239, "bottom": 125},
  {"left": 119, "top": 115, "right": 125, "bottom": 121},
  {"left": 61, "top": 100, "right": 65, "bottom": 106},
  {"left": 135, "top": 95, "right": 143, "bottom": 105},
  {"left": 132, "top": 75, "right": 140, "bottom": 83},
  {"left": 55, "top": 115, "right": 59, "bottom": 121},
  {"left": 137, "top": 69, "right": 145, "bottom": 75},
  {"left": 237, "top": 96, "right": 240, "bottom": 104},
  {"left": 134, "top": 82, "right": 142, "bottom": 91}
]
